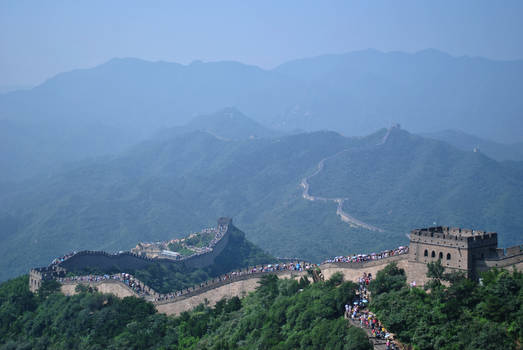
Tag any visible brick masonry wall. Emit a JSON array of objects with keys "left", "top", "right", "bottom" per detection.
[
  {"left": 180, "top": 226, "right": 231, "bottom": 269},
  {"left": 61, "top": 280, "right": 139, "bottom": 298},
  {"left": 51, "top": 251, "right": 522, "bottom": 317},
  {"left": 156, "top": 270, "right": 302, "bottom": 316},
  {"left": 58, "top": 224, "right": 233, "bottom": 273},
  {"left": 322, "top": 256, "right": 409, "bottom": 282}
]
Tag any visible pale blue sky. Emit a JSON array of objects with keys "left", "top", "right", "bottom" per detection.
[{"left": 1, "top": 0, "right": 522, "bottom": 86}]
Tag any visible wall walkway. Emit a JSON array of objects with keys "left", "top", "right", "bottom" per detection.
[{"left": 55, "top": 254, "right": 409, "bottom": 316}]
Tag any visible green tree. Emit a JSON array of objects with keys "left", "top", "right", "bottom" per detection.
[{"left": 368, "top": 262, "right": 406, "bottom": 295}]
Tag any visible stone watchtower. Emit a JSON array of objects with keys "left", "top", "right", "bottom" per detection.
[
  {"left": 29, "top": 265, "right": 66, "bottom": 292},
  {"left": 407, "top": 226, "right": 498, "bottom": 285}
]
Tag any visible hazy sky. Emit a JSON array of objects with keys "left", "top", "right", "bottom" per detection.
[{"left": 1, "top": 0, "right": 523, "bottom": 87}]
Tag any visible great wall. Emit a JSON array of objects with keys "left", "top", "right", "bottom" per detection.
[
  {"left": 29, "top": 219, "right": 523, "bottom": 316},
  {"left": 299, "top": 125, "right": 401, "bottom": 232}
]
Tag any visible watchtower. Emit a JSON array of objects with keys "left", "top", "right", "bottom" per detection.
[
  {"left": 29, "top": 265, "right": 66, "bottom": 292},
  {"left": 407, "top": 226, "right": 498, "bottom": 284},
  {"left": 217, "top": 217, "right": 232, "bottom": 227}
]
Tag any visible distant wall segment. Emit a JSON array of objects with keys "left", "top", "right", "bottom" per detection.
[
  {"left": 58, "top": 251, "right": 154, "bottom": 272},
  {"left": 58, "top": 217, "right": 233, "bottom": 272},
  {"left": 179, "top": 223, "right": 231, "bottom": 269}
]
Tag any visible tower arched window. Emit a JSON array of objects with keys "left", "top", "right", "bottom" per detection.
[
  {"left": 439, "top": 252, "right": 443, "bottom": 259},
  {"left": 431, "top": 251, "right": 436, "bottom": 258},
  {"left": 447, "top": 253, "right": 451, "bottom": 260},
  {"left": 424, "top": 249, "right": 428, "bottom": 257}
]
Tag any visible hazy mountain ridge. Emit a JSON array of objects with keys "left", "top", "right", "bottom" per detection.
[
  {"left": 272, "top": 49, "right": 523, "bottom": 140},
  {"left": 1, "top": 49, "right": 522, "bottom": 182},
  {"left": 1, "top": 124, "right": 521, "bottom": 282},
  {"left": 0, "top": 128, "right": 359, "bottom": 280},
  {"left": 155, "top": 107, "right": 282, "bottom": 141},
  {"left": 421, "top": 129, "right": 523, "bottom": 162},
  {"left": 308, "top": 128, "right": 523, "bottom": 238}
]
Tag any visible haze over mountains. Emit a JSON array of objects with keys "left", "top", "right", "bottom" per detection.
[
  {"left": 1, "top": 49, "right": 523, "bottom": 182},
  {"left": 1, "top": 49, "right": 522, "bottom": 281},
  {"left": 1, "top": 107, "right": 522, "bottom": 281},
  {"left": 422, "top": 129, "right": 523, "bottom": 162}
]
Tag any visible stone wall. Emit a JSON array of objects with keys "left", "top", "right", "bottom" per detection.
[
  {"left": 156, "top": 270, "right": 303, "bottom": 316},
  {"left": 49, "top": 250, "right": 522, "bottom": 317},
  {"left": 29, "top": 269, "right": 44, "bottom": 293},
  {"left": 409, "top": 227, "right": 499, "bottom": 275},
  {"left": 61, "top": 280, "right": 140, "bottom": 298},
  {"left": 505, "top": 245, "right": 523, "bottom": 257},
  {"left": 59, "top": 251, "right": 155, "bottom": 272},
  {"left": 323, "top": 254, "right": 407, "bottom": 270},
  {"left": 477, "top": 252, "right": 523, "bottom": 272},
  {"left": 180, "top": 226, "right": 231, "bottom": 269},
  {"left": 29, "top": 222, "right": 523, "bottom": 318},
  {"left": 58, "top": 221, "right": 233, "bottom": 273},
  {"left": 155, "top": 257, "right": 410, "bottom": 316},
  {"left": 321, "top": 255, "right": 409, "bottom": 282},
  {"left": 406, "top": 261, "right": 431, "bottom": 286}
]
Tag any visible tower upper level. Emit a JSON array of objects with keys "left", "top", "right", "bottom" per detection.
[{"left": 410, "top": 226, "right": 498, "bottom": 250}]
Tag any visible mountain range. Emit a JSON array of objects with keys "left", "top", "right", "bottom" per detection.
[
  {"left": 1, "top": 49, "right": 522, "bottom": 182},
  {"left": 1, "top": 109, "right": 522, "bottom": 281},
  {"left": 422, "top": 129, "right": 523, "bottom": 162}
]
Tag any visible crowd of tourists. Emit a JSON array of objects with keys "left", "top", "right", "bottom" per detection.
[
  {"left": 176, "top": 224, "right": 230, "bottom": 258},
  {"left": 213, "top": 261, "right": 316, "bottom": 280},
  {"left": 344, "top": 272, "right": 399, "bottom": 350},
  {"left": 50, "top": 251, "right": 77, "bottom": 265},
  {"left": 154, "top": 261, "right": 317, "bottom": 301},
  {"left": 323, "top": 246, "right": 409, "bottom": 264},
  {"left": 208, "top": 224, "right": 228, "bottom": 247}
]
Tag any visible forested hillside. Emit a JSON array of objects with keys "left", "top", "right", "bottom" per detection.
[
  {"left": 0, "top": 272, "right": 372, "bottom": 350},
  {"left": 422, "top": 129, "right": 523, "bottom": 162},
  {"left": 369, "top": 263, "right": 522, "bottom": 350},
  {"left": 1, "top": 124, "right": 522, "bottom": 282},
  {"left": 308, "top": 128, "right": 523, "bottom": 239}
]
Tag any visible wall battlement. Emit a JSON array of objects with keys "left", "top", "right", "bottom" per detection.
[
  {"left": 407, "top": 226, "right": 520, "bottom": 285},
  {"left": 410, "top": 226, "right": 498, "bottom": 247},
  {"left": 29, "top": 223, "right": 522, "bottom": 314},
  {"left": 29, "top": 218, "right": 232, "bottom": 292}
]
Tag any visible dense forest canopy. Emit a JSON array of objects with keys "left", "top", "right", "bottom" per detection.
[{"left": 369, "top": 262, "right": 522, "bottom": 350}]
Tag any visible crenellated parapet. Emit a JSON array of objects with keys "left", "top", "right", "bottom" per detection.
[
  {"left": 29, "top": 218, "right": 234, "bottom": 293},
  {"left": 407, "top": 226, "right": 520, "bottom": 285},
  {"left": 29, "top": 265, "right": 66, "bottom": 292},
  {"left": 55, "top": 218, "right": 232, "bottom": 271},
  {"left": 322, "top": 253, "right": 408, "bottom": 270},
  {"left": 29, "top": 222, "right": 522, "bottom": 315},
  {"left": 409, "top": 226, "right": 498, "bottom": 250}
]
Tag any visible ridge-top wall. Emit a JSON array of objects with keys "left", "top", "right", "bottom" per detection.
[
  {"left": 178, "top": 223, "right": 231, "bottom": 269},
  {"left": 321, "top": 254, "right": 409, "bottom": 281},
  {"left": 60, "top": 280, "right": 139, "bottom": 298},
  {"left": 58, "top": 219, "right": 233, "bottom": 273},
  {"left": 58, "top": 251, "right": 154, "bottom": 272}
]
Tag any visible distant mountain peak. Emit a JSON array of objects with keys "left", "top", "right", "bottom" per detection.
[
  {"left": 414, "top": 48, "right": 453, "bottom": 58},
  {"left": 155, "top": 108, "right": 282, "bottom": 142}
]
